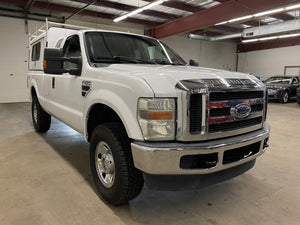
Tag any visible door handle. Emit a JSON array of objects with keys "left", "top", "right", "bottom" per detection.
[{"left": 52, "top": 77, "right": 55, "bottom": 89}]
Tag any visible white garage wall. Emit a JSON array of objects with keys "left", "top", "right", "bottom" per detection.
[
  {"left": 0, "top": 16, "right": 237, "bottom": 103},
  {"left": 162, "top": 35, "right": 237, "bottom": 71},
  {"left": 238, "top": 46, "right": 300, "bottom": 80},
  {"left": 0, "top": 17, "right": 41, "bottom": 103}
]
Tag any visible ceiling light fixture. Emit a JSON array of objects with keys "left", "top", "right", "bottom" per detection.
[
  {"left": 285, "top": 4, "right": 300, "bottom": 10},
  {"left": 253, "top": 8, "right": 284, "bottom": 17},
  {"left": 214, "top": 21, "right": 227, "bottom": 26},
  {"left": 228, "top": 15, "right": 253, "bottom": 23},
  {"left": 215, "top": 3, "right": 300, "bottom": 26},
  {"left": 113, "top": 0, "right": 167, "bottom": 23},
  {"left": 242, "top": 33, "right": 300, "bottom": 43},
  {"left": 279, "top": 33, "right": 300, "bottom": 38},
  {"left": 259, "top": 36, "right": 277, "bottom": 41},
  {"left": 242, "top": 39, "right": 259, "bottom": 43}
]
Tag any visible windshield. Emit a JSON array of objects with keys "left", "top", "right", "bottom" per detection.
[
  {"left": 84, "top": 32, "right": 186, "bottom": 65},
  {"left": 265, "top": 76, "right": 292, "bottom": 85}
]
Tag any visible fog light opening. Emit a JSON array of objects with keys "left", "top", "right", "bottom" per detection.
[{"left": 180, "top": 153, "right": 218, "bottom": 169}]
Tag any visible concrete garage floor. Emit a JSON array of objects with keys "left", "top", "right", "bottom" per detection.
[{"left": 0, "top": 102, "right": 299, "bottom": 225}]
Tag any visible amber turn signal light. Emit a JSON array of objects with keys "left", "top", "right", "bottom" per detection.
[{"left": 139, "top": 110, "right": 173, "bottom": 120}]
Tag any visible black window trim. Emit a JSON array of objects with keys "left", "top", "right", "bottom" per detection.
[{"left": 31, "top": 41, "right": 41, "bottom": 62}]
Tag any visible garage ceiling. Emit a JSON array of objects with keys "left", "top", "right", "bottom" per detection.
[{"left": 1, "top": 0, "right": 300, "bottom": 51}]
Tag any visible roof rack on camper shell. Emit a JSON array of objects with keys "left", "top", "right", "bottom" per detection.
[{"left": 29, "top": 18, "right": 94, "bottom": 42}]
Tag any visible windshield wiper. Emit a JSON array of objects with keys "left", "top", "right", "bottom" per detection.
[
  {"left": 113, "top": 56, "right": 156, "bottom": 64},
  {"left": 153, "top": 60, "right": 171, "bottom": 65},
  {"left": 93, "top": 57, "right": 118, "bottom": 63},
  {"left": 153, "top": 60, "right": 184, "bottom": 66},
  {"left": 171, "top": 62, "right": 185, "bottom": 66}
]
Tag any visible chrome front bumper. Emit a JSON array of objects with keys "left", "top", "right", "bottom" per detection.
[{"left": 131, "top": 123, "right": 270, "bottom": 175}]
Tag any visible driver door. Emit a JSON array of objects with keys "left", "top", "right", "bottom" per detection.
[{"left": 45, "top": 35, "right": 84, "bottom": 132}]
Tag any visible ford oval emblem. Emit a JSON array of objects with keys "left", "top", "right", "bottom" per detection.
[{"left": 231, "top": 103, "right": 251, "bottom": 119}]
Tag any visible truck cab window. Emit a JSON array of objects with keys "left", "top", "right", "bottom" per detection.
[
  {"left": 31, "top": 42, "right": 41, "bottom": 61},
  {"left": 63, "top": 35, "right": 81, "bottom": 70}
]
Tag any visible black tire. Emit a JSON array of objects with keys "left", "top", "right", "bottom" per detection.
[
  {"left": 279, "top": 90, "right": 289, "bottom": 103},
  {"left": 90, "top": 123, "right": 144, "bottom": 205},
  {"left": 32, "top": 96, "right": 51, "bottom": 132},
  {"left": 297, "top": 96, "right": 300, "bottom": 106}
]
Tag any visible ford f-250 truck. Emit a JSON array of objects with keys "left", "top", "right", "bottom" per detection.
[{"left": 28, "top": 21, "right": 270, "bottom": 205}]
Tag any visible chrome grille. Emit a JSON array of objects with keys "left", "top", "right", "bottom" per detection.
[
  {"left": 189, "top": 94, "right": 202, "bottom": 134},
  {"left": 184, "top": 90, "right": 265, "bottom": 141},
  {"left": 209, "top": 117, "right": 263, "bottom": 133},
  {"left": 210, "top": 91, "right": 263, "bottom": 101}
]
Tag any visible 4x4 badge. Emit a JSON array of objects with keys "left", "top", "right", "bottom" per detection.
[{"left": 82, "top": 80, "right": 92, "bottom": 97}]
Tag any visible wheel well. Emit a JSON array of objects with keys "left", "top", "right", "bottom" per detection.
[
  {"left": 87, "top": 104, "right": 124, "bottom": 142},
  {"left": 31, "top": 87, "right": 37, "bottom": 98}
]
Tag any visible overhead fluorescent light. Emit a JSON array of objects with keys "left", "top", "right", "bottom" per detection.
[
  {"left": 220, "top": 3, "right": 300, "bottom": 26},
  {"left": 242, "top": 39, "right": 259, "bottom": 43},
  {"left": 215, "top": 21, "right": 227, "bottom": 26},
  {"left": 285, "top": 4, "right": 300, "bottom": 10},
  {"left": 260, "top": 36, "right": 277, "bottom": 41},
  {"left": 143, "top": 0, "right": 164, "bottom": 10},
  {"left": 114, "top": 15, "right": 128, "bottom": 22},
  {"left": 114, "top": 0, "right": 167, "bottom": 23},
  {"left": 242, "top": 33, "right": 300, "bottom": 43},
  {"left": 254, "top": 8, "right": 284, "bottom": 17},
  {"left": 279, "top": 33, "right": 300, "bottom": 38},
  {"left": 228, "top": 15, "right": 253, "bottom": 23}
]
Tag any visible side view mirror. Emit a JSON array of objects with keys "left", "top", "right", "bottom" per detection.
[
  {"left": 43, "top": 48, "right": 82, "bottom": 76},
  {"left": 189, "top": 59, "right": 199, "bottom": 67}
]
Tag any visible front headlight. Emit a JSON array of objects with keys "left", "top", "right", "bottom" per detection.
[{"left": 138, "top": 98, "right": 176, "bottom": 141}]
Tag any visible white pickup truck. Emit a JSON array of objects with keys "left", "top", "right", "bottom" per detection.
[{"left": 28, "top": 22, "right": 270, "bottom": 205}]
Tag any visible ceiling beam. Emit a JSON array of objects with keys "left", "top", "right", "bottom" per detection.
[
  {"left": 69, "top": 0, "right": 180, "bottom": 20},
  {"left": 0, "top": 0, "right": 161, "bottom": 27},
  {"left": 145, "top": 0, "right": 300, "bottom": 39},
  {"left": 237, "top": 36, "right": 300, "bottom": 52}
]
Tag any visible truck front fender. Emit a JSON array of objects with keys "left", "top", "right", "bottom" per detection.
[{"left": 83, "top": 89, "right": 145, "bottom": 141}]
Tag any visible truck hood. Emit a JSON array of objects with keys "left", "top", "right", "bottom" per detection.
[{"left": 104, "top": 64, "right": 263, "bottom": 96}]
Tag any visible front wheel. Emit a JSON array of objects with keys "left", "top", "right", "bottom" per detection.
[
  {"left": 90, "top": 123, "right": 144, "bottom": 205},
  {"left": 297, "top": 96, "right": 300, "bottom": 105},
  {"left": 32, "top": 96, "right": 51, "bottom": 132},
  {"left": 279, "top": 90, "right": 289, "bottom": 103}
]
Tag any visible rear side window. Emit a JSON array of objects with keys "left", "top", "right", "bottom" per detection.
[{"left": 31, "top": 42, "right": 41, "bottom": 61}]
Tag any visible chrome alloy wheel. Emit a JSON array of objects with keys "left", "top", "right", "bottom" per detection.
[
  {"left": 95, "top": 141, "right": 115, "bottom": 188},
  {"left": 283, "top": 92, "right": 289, "bottom": 103}
]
